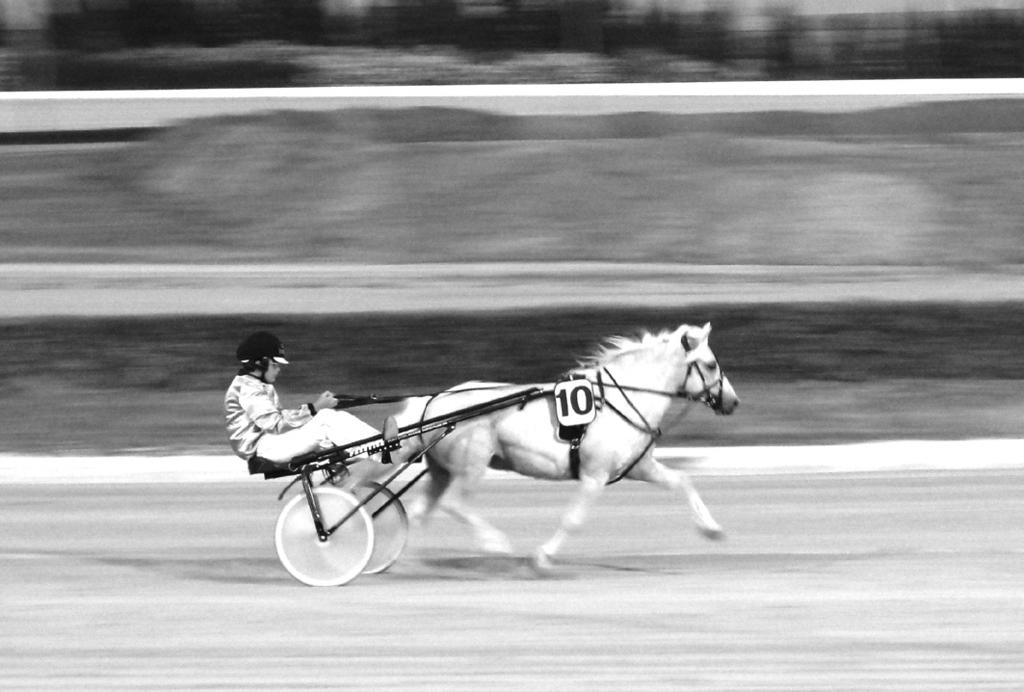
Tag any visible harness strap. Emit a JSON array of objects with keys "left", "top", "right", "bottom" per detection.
[
  {"left": 568, "top": 438, "right": 583, "bottom": 480},
  {"left": 592, "top": 367, "right": 663, "bottom": 485},
  {"left": 607, "top": 435, "right": 658, "bottom": 485},
  {"left": 600, "top": 367, "right": 660, "bottom": 438},
  {"left": 565, "top": 431, "right": 659, "bottom": 485},
  {"left": 418, "top": 393, "right": 442, "bottom": 429}
]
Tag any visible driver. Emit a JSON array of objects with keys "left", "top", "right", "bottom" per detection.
[{"left": 224, "top": 330, "right": 385, "bottom": 468}]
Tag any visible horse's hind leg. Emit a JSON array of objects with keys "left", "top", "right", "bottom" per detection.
[
  {"left": 533, "top": 471, "right": 609, "bottom": 573},
  {"left": 438, "top": 473, "right": 514, "bottom": 555},
  {"left": 406, "top": 458, "right": 449, "bottom": 527},
  {"left": 627, "top": 458, "right": 724, "bottom": 540}
]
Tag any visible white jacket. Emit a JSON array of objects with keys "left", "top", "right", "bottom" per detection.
[{"left": 224, "top": 374, "right": 312, "bottom": 459}]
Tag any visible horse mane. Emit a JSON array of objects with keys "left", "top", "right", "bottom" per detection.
[{"left": 576, "top": 329, "right": 675, "bottom": 369}]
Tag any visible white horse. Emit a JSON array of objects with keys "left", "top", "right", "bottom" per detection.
[{"left": 391, "top": 322, "right": 740, "bottom": 571}]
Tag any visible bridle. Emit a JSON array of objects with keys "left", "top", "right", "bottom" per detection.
[
  {"left": 592, "top": 355, "right": 726, "bottom": 484},
  {"left": 682, "top": 357, "right": 728, "bottom": 413},
  {"left": 595, "top": 351, "right": 728, "bottom": 421}
]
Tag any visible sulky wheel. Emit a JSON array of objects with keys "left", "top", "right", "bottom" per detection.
[
  {"left": 357, "top": 481, "right": 410, "bottom": 575},
  {"left": 274, "top": 486, "right": 374, "bottom": 587}
]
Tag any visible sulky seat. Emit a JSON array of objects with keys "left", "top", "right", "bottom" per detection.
[{"left": 247, "top": 455, "right": 298, "bottom": 479}]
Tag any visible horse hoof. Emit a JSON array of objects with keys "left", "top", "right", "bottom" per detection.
[
  {"left": 483, "top": 542, "right": 514, "bottom": 556},
  {"left": 698, "top": 525, "right": 726, "bottom": 541},
  {"left": 480, "top": 533, "right": 514, "bottom": 556},
  {"left": 530, "top": 549, "right": 555, "bottom": 575}
]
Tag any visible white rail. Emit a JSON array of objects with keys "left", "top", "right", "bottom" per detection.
[{"left": 2, "top": 79, "right": 1024, "bottom": 133}]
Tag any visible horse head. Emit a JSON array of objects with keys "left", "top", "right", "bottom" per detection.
[{"left": 675, "top": 323, "right": 740, "bottom": 415}]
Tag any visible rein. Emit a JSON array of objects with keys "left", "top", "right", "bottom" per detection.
[
  {"left": 333, "top": 384, "right": 540, "bottom": 410},
  {"left": 592, "top": 361, "right": 723, "bottom": 484},
  {"left": 598, "top": 367, "right": 660, "bottom": 437},
  {"left": 594, "top": 365, "right": 725, "bottom": 409},
  {"left": 596, "top": 367, "right": 661, "bottom": 485},
  {"left": 333, "top": 366, "right": 719, "bottom": 486}
]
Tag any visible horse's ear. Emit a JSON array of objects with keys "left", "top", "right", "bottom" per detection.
[
  {"left": 680, "top": 328, "right": 694, "bottom": 352},
  {"left": 680, "top": 323, "right": 711, "bottom": 351}
]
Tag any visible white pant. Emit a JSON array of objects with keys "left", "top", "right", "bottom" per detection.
[{"left": 256, "top": 409, "right": 380, "bottom": 464}]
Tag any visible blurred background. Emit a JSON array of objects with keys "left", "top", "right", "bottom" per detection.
[
  {"left": 1, "top": 0, "right": 1023, "bottom": 88},
  {"left": 1, "top": 1, "right": 1022, "bottom": 456}
]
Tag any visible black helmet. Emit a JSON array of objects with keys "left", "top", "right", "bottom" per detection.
[{"left": 236, "top": 331, "right": 289, "bottom": 365}]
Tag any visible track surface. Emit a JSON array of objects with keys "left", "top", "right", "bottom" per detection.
[{"left": 3, "top": 470, "right": 1023, "bottom": 690}]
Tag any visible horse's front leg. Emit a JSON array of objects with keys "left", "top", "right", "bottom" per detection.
[
  {"left": 533, "top": 470, "right": 609, "bottom": 573},
  {"left": 627, "top": 458, "right": 725, "bottom": 540}
]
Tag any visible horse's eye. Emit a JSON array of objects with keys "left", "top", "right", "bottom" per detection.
[{"left": 706, "top": 362, "right": 719, "bottom": 373}]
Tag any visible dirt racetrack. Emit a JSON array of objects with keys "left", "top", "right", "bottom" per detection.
[{"left": 3, "top": 469, "right": 1023, "bottom": 690}]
